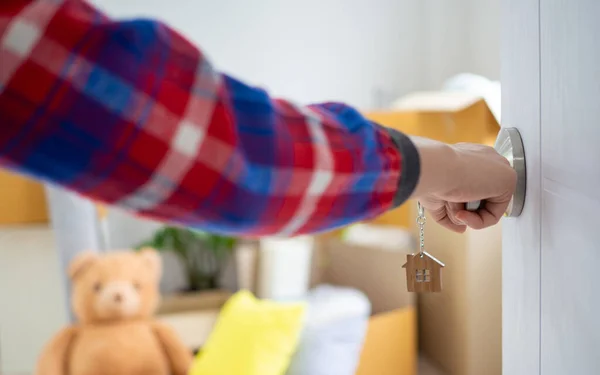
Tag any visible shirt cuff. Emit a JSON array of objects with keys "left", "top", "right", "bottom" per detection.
[{"left": 384, "top": 127, "right": 421, "bottom": 208}]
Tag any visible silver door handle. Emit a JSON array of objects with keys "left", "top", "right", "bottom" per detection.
[{"left": 466, "top": 127, "right": 526, "bottom": 218}]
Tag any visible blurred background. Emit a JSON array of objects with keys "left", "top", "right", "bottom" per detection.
[{"left": 0, "top": 1, "right": 501, "bottom": 374}]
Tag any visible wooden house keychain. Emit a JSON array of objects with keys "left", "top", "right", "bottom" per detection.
[{"left": 402, "top": 201, "right": 445, "bottom": 292}]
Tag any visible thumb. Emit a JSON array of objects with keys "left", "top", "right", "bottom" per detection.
[{"left": 455, "top": 198, "right": 509, "bottom": 230}]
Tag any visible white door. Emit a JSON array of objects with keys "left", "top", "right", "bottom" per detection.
[{"left": 503, "top": 0, "right": 600, "bottom": 374}]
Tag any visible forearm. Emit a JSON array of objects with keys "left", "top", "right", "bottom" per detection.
[{"left": 0, "top": 0, "right": 421, "bottom": 236}]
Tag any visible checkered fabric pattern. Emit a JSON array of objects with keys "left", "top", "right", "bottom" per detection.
[{"left": 0, "top": 0, "right": 417, "bottom": 236}]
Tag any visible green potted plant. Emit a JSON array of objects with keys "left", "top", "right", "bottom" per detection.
[{"left": 136, "top": 226, "right": 238, "bottom": 292}]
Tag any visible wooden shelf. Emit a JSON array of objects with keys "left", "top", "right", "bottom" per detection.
[
  {"left": 156, "top": 290, "right": 231, "bottom": 350},
  {"left": 158, "top": 309, "right": 220, "bottom": 351},
  {"left": 158, "top": 290, "right": 231, "bottom": 314}
]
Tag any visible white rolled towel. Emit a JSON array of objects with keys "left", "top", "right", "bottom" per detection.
[{"left": 285, "top": 285, "right": 371, "bottom": 375}]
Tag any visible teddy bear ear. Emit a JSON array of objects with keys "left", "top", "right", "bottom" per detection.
[
  {"left": 138, "top": 247, "right": 163, "bottom": 277},
  {"left": 68, "top": 251, "right": 99, "bottom": 280}
]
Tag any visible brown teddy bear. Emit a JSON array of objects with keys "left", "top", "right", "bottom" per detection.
[{"left": 35, "top": 248, "right": 194, "bottom": 375}]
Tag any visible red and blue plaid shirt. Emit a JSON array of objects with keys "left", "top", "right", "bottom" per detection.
[{"left": 0, "top": 0, "right": 419, "bottom": 236}]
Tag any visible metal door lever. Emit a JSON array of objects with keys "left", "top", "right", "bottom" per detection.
[{"left": 466, "top": 127, "right": 526, "bottom": 218}]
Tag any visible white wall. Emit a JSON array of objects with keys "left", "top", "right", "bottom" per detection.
[
  {"left": 0, "top": 227, "right": 68, "bottom": 374},
  {"left": 467, "top": 0, "right": 501, "bottom": 80},
  {"left": 420, "top": 0, "right": 472, "bottom": 89},
  {"left": 420, "top": 0, "right": 500, "bottom": 89},
  {"left": 93, "top": 0, "right": 499, "bottom": 109},
  {"left": 94, "top": 0, "right": 427, "bottom": 109}
]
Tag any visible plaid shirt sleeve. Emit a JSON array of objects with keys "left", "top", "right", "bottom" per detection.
[{"left": 0, "top": 0, "right": 420, "bottom": 236}]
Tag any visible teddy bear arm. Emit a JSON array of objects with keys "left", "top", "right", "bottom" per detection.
[
  {"left": 35, "top": 326, "right": 78, "bottom": 375},
  {"left": 151, "top": 321, "right": 194, "bottom": 375}
]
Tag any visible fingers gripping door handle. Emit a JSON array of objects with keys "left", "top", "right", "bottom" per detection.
[{"left": 466, "top": 127, "right": 527, "bottom": 218}]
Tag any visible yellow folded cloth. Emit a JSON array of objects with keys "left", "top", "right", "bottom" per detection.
[{"left": 189, "top": 290, "right": 306, "bottom": 375}]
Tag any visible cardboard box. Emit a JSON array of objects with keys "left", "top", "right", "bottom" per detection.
[
  {"left": 367, "top": 91, "right": 499, "bottom": 144},
  {"left": 312, "top": 237, "right": 417, "bottom": 375},
  {"left": 0, "top": 170, "right": 48, "bottom": 224},
  {"left": 356, "top": 307, "right": 416, "bottom": 375},
  {"left": 407, "top": 205, "right": 502, "bottom": 375},
  {"left": 363, "top": 91, "right": 499, "bottom": 230}
]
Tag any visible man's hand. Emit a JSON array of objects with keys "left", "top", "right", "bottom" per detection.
[{"left": 410, "top": 137, "right": 517, "bottom": 233}]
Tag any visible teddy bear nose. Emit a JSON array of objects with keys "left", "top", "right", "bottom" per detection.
[{"left": 114, "top": 293, "right": 123, "bottom": 303}]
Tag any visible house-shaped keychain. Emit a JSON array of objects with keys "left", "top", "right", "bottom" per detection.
[{"left": 402, "top": 251, "right": 445, "bottom": 293}]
